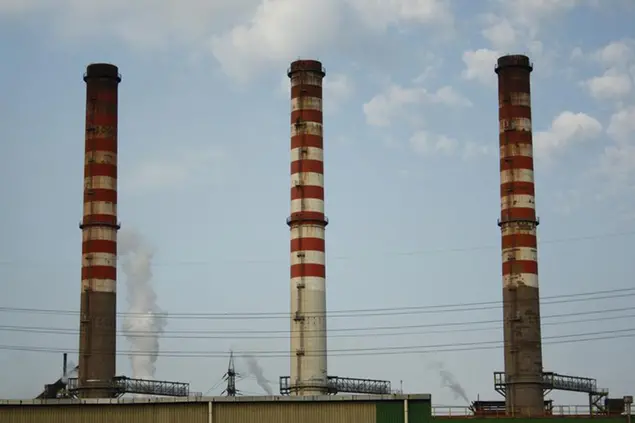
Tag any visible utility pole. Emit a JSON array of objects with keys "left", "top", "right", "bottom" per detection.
[{"left": 222, "top": 351, "right": 240, "bottom": 396}]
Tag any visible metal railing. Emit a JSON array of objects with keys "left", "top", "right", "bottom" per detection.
[
  {"left": 279, "top": 375, "right": 391, "bottom": 395},
  {"left": 433, "top": 404, "right": 634, "bottom": 418},
  {"left": 66, "top": 377, "right": 190, "bottom": 397}
]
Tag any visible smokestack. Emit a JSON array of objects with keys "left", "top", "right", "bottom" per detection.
[
  {"left": 63, "top": 353, "right": 68, "bottom": 378},
  {"left": 287, "top": 59, "right": 328, "bottom": 396},
  {"left": 78, "top": 63, "right": 121, "bottom": 398},
  {"left": 495, "top": 55, "right": 544, "bottom": 416}
]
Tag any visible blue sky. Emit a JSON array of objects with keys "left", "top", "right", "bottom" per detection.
[{"left": 1, "top": 0, "right": 634, "bottom": 407}]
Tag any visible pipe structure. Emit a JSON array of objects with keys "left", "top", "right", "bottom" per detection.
[
  {"left": 495, "top": 54, "right": 544, "bottom": 416},
  {"left": 78, "top": 63, "right": 121, "bottom": 398},
  {"left": 286, "top": 59, "right": 328, "bottom": 396}
]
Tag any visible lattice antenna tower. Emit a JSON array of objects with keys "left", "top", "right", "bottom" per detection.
[{"left": 222, "top": 351, "right": 240, "bottom": 396}]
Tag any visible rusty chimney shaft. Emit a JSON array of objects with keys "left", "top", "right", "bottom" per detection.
[
  {"left": 78, "top": 63, "right": 121, "bottom": 398},
  {"left": 287, "top": 59, "right": 329, "bottom": 396},
  {"left": 495, "top": 54, "right": 544, "bottom": 416}
]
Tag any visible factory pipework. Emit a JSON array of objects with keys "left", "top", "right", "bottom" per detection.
[
  {"left": 287, "top": 59, "right": 329, "bottom": 396},
  {"left": 495, "top": 55, "right": 544, "bottom": 416},
  {"left": 78, "top": 63, "right": 122, "bottom": 398}
]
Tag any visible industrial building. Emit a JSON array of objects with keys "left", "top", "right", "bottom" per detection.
[
  {"left": 0, "top": 394, "right": 632, "bottom": 423},
  {"left": 1, "top": 55, "right": 633, "bottom": 421},
  {"left": 0, "top": 394, "right": 430, "bottom": 423}
]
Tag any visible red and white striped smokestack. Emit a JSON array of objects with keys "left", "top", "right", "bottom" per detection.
[
  {"left": 287, "top": 59, "right": 329, "bottom": 396},
  {"left": 78, "top": 63, "right": 121, "bottom": 398},
  {"left": 495, "top": 54, "right": 544, "bottom": 416}
]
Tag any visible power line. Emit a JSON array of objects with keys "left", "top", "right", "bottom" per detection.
[
  {"left": 0, "top": 328, "right": 632, "bottom": 358},
  {"left": 0, "top": 287, "right": 632, "bottom": 319},
  {"left": 203, "top": 377, "right": 225, "bottom": 396},
  {"left": 1, "top": 229, "right": 631, "bottom": 267},
  {"left": 0, "top": 307, "right": 632, "bottom": 339}
]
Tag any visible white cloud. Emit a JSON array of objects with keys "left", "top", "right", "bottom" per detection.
[
  {"left": 597, "top": 144, "right": 635, "bottom": 194},
  {"left": 409, "top": 131, "right": 458, "bottom": 156},
  {"left": 584, "top": 69, "right": 633, "bottom": 101},
  {"left": 591, "top": 64, "right": 635, "bottom": 196},
  {"left": 582, "top": 40, "right": 635, "bottom": 103},
  {"left": 412, "top": 53, "right": 444, "bottom": 84},
  {"left": 0, "top": 0, "right": 454, "bottom": 83},
  {"left": 461, "top": 49, "right": 499, "bottom": 86},
  {"left": 324, "top": 73, "right": 354, "bottom": 109},
  {"left": 363, "top": 85, "right": 425, "bottom": 127},
  {"left": 495, "top": 0, "right": 579, "bottom": 33},
  {"left": 607, "top": 106, "right": 635, "bottom": 144},
  {"left": 210, "top": 0, "right": 455, "bottom": 82},
  {"left": 0, "top": 0, "right": 43, "bottom": 14},
  {"left": 409, "top": 132, "right": 491, "bottom": 159},
  {"left": 481, "top": 16, "right": 517, "bottom": 51},
  {"left": 475, "top": 2, "right": 583, "bottom": 76},
  {"left": 363, "top": 84, "right": 471, "bottom": 127},
  {"left": 592, "top": 39, "right": 635, "bottom": 67},
  {"left": 0, "top": 0, "right": 257, "bottom": 49},
  {"left": 533, "top": 111, "right": 602, "bottom": 159},
  {"left": 462, "top": 142, "right": 494, "bottom": 160},
  {"left": 430, "top": 86, "right": 473, "bottom": 107},
  {"left": 570, "top": 46, "right": 584, "bottom": 60},
  {"left": 124, "top": 146, "right": 228, "bottom": 193},
  {"left": 210, "top": 0, "right": 342, "bottom": 83},
  {"left": 347, "top": 0, "right": 453, "bottom": 31},
  {"left": 551, "top": 188, "right": 582, "bottom": 216}
]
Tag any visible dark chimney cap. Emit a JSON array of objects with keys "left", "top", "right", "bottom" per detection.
[
  {"left": 84, "top": 63, "right": 122, "bottom": 83},
  {"left": 495, "top": 54, "right": 533, "bottom": 74},
  {"left": 287, "top": 59, "right": 326, "bottom": 78}
]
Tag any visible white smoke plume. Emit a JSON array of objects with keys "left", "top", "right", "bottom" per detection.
[
  {"left": 60, "top": 362, "right": 78, "bottom": 384},
  {"left": 119, "top": 229, "right": 167, "bottom": 380},
  {"left": 429, "top": 361, "right": 470, "bottom": 404},
  {"left": 243, "top": 354, "right": 273, "bottom": 395}
]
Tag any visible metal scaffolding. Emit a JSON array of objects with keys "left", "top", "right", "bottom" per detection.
[
  {"left": 279, "top": 375, "right": 391, "bottom": 395},
  {"left": 494, "top": 371, "right": 609, "bottom": 413},
  {"left": 66, "top": 376, "right": 191, "bottom": 398}
]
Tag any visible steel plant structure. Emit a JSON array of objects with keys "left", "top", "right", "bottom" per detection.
[
  {"left": 495, "top": 54, "right": 544, "bottom": 415},
  {"left": 78, "top": 63, "right": 122, "bottom": 398},
  {"left": 17, "top": 56, "right": 629, "bottom": 417}
]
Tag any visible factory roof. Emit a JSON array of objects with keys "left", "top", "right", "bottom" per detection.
[{"left": 0, "top": 393, "right": 431, "bottom": 406}]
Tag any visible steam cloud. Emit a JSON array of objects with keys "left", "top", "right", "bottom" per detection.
[
  {"left": 430, "top": 361, "right": 469, "bottom": 403},
  {"left": 243, "top": 355, "right": 273, "bottom": 395},
  {"left": 119, "top": 229, "right": 167, "bottom": 380},
  {"left": 61, "top": 361, "right": 78, "bottom": 384}
]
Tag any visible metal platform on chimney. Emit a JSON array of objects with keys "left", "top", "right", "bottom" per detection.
[
  {"left": 279, "top": 375, "right": 392, "bottom": 395},
  {"left": 494, "top": 371, "right": 609, "bottom": 413},
  {"left": 66, "top": 376, "right": 194, "bottom": 398}
]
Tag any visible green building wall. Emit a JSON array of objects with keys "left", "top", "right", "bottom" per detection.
[
  {"left": 375, "top": 398, "right": 432, "bottom": 423},
  {"left": 377, "top": 401, "right": 631, "bottom": 423},
  {"left": 374, "top": 398, "right": 631, "bottom": 423}
]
